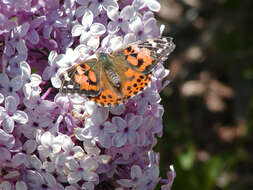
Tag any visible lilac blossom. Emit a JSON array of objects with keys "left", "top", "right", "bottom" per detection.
[
  {"left": 0, "top": 96, "right": 28, "bottom": 133},
  {"left": 129, "top": 15, "right": 160, "bottom": 40},
  {"left": 111, "top": 113, "right": 143, "bottom": 147},
  {"left": 72, "top": 10, "right": 106, "bottom": 44},
  {"left": 107, "top": 5, "right": 135, "bottom": 33},
  {"left": 0, "top": 73, "right": 22, "bottom": 104},
  {"left": 0, "top": 0, "right": 176, "bottom": 189},
  {"left": 76, "top": 0, "right": 118, "bottom": 18}
]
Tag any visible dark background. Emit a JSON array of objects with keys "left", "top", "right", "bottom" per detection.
[{"left": 156, "top": 0, "right": 253, "bottom": 189}]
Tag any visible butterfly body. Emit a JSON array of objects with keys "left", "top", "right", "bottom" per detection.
[{"left": 60, "top": 37, "right": 175, "bottom": 107}]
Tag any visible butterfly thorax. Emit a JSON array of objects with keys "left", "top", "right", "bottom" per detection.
[{"left": 98, "top": 53, "right": 121, "bottom": 88}]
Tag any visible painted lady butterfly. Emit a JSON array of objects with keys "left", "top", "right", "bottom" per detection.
[{"left": 59, "top": 37, "right": 175, "bottom": 107}]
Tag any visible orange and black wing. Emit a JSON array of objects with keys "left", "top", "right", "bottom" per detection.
[
  {"left": 117, "top": 37, "right": 175, "bottom": 74},
  {"left": 59, "top": 59, "right": 101, "bottom": 97}
]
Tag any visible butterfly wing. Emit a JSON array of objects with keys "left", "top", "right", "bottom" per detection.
[
  {"left": 113, "top": 37, "right": 175, "bottom": 74},
  {"left": 101, "top": 37, "right": 175, "bottom": 103},
  {"left": 59, "top": 58, "right": 101, "bottom": 97}
]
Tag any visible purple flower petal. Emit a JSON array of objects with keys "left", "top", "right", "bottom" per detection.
[
  {"left": 13, "top": 110, "right": 28, "bottom": 124},
  {"left": 16, "top": 22, "right": 29, "bottom": 38},
  {"left": 11, "top": 153, "right": 26, "bottom": 167},
  {"left": 107, "top": 6, "right": 119, "bottom": 21},
  {"left": 3, "top": 117, "right": 14, "bottom": 133},
  {"left": 126, "top": 114, "right": 143, "bottom": 129},
  {"left": 16, "top": 39, "right": 27, "bottom": 54},
  {"left": 11, "top": 75, "right": 23, "bottom": 91},
  {"left": 146, "top": 0, "right": 161, "bottom": 12},
  {"left": 131, "top": 165, "right": 142, "bottom": 179},
  {"left": 90, "top": 23, "right": 106, "bottom": 35},
  {"left": 120, "top": 5, "right": 135, "bottom": 20},
  {"left": 27, "top": 29, "right": 40, "bottom": 44},
  {"left": 71, "top": 24, "right": 83, "bottom": 36},
  {"left": 103, "top": 0, "right": 118, "bottom": 10},
  {"left": 81, "top": 10, "right": 93, "bottom": 27},
  {"left": 112, "top": 117, "right": 126, "bottom": 130},
  {"left": 112, "top": 132, "right": 127, "bottom": 147},
  {"left": 5, "top": 96, "right": 17, "bottom": 113}
]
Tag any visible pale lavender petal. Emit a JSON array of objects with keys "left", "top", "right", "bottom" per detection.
[
  {"left": 0, "top": 93, "right": 4, "bottom": 104},
  {"left": 3, "top": 117, "right": 14, "bottom": 133},
  {"left": 27, "top": 29, "right": 40, "bottom": 44},
  {"left": 11, "top": 75, "right": 23, "bottom": 91},
  {"left": 87, "top": 36, "right": 100, "bottom": 50},
  {"left": 143, "top": 11, "right": 154, "bottom": 21},
  {"left": 98, "top": 133, "right": 112, "bottom": 148},
  {"left": 103, "top": 121, "right": 116, "bottom": 133},
  {"left": 75, "top": 6, "right": 88, "bottom": 18},
  {"left": 120, "top": 5, "right": 135, "bottom": 20},
  {"left": 90, "top": 23, "right": 106, "bottom": 35},
  {"left": 76, "top": 0, "right": 89, "bottom": 5},
  {"left": 48, "top": 50, "right": 58, "bottom": 65},
  {"left": 11, "top": 153, "right": 26, "bottom": 167},
  {"left": 137, "top": 99, "right": 149, "bottom": 114},
  {"left": 81, "top": 10, "right": 93, "bottom": 27},
  {"left": 103, "top": 0, "right": 118, "bottom": 10},
  {"left": 42, "top": 66, "right": 53, "bottom": 81},
  {"left": 20, "top": 61, "right": 31, "bottom": 78},
  {"left": 29, "top": 74, "right": 42, "bottom": 87},
  {"left": 112, "top": 132, "right": 127, "bottom": 147},
  {"left": 107, "top": 21, "right": 120, "bottom": 34},
  {"left": 0, "top": 147, "right": 11, "bottom": 162},
  {"left": 127, "top": 131, "right": 137, "bottom": 144},
  {"left": 15, "top": 181, "right": 27, "bottom": 190},
  {"left": 146, "top": 0, "right": 161, "bottom": 12},
  {"left": 120, "top": 21, "right": 130, "bottom": 33},
  {"left": 126, "top": 114, "right": 143, "bottom": 129},
  {"left": 4, "top": 42, "right": 15, "bottom": 56},
  {"left": 13, "top": 110, "right": 28, "bottom": 124},
  {"left": 40, "top": 131, "right": 53, "bottom": 146},
  {"left": 51, "top": 75, "right": 62, "bottom": 88},
  {"left": 80, "top": 157, "right": 98, "bottom": 171},
  {"left": 129, "top": 16, "right": 142, "bottom": 33},
  {"left": 131, "top": 165, "right": 142, "bottom": 179},
  {"left": 68, "top": 172, "right": 82, "bottom": 184},
  {"left": 123, "top": 33, "right": 136, "bottom": 45},
  {"left": 71, "top": 24, "right": 83, "bottom": 37},
  {"left": 144, "top": 17, "right": 158, "bottom": 34},
  {"left": 133, "top": 0, "right": 145, "bottom": 10},
  {"left": 17, "top": 22, "right": 30, "bottom": 38},
  {"left": 112, "top": 116, "right": 126, "bottom": 130},
  {"left": 80, "top": 32, "right": 90, "bottom": 44},
  {"left": 43, "top": 24, "right": 53, "bottom": 38},
  {"left": 31, "top": 17, "right": 44, "bottom": 28},
  {"left": 107, "top": 6, "right": 119, "bottom": 21},
  {"left": 16, "top": 39, "right": 27, "bottom": 54},
  {"left": 88, "top": 3, "right": 100, "bottom": 17},
  {"left": 110, "top": 104, "right": 125, "bottom": 115},
  {"left": 109, "top": 36, "right": 123, "bottom": 51},
  {"left": 5, "top": 96, "right": 17, "bottom": 113},
  {"left": 92, "top": 108, "right": 109, "bottom": 125},
  {"left": 117, "top": 179, "right": 133, "bottom": 188},
  {"left": 82, "top": 171, "right": 99, "bottom": 182}
]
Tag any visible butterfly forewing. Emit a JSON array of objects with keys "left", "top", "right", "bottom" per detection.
[
  {"left": 60, "top": 59, "right": 102, "bottom": 97},
  {"left": 114, "top": 37, "right": 175, "bottom": 74}
]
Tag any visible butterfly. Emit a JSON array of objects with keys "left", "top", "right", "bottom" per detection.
[{"left": 59, "top": 37, "right": 175, "bottom": 107}]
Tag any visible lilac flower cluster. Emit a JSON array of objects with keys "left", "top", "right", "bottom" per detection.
[{"left": 0, "top": 0, "right": 175, "bottom": 189}]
